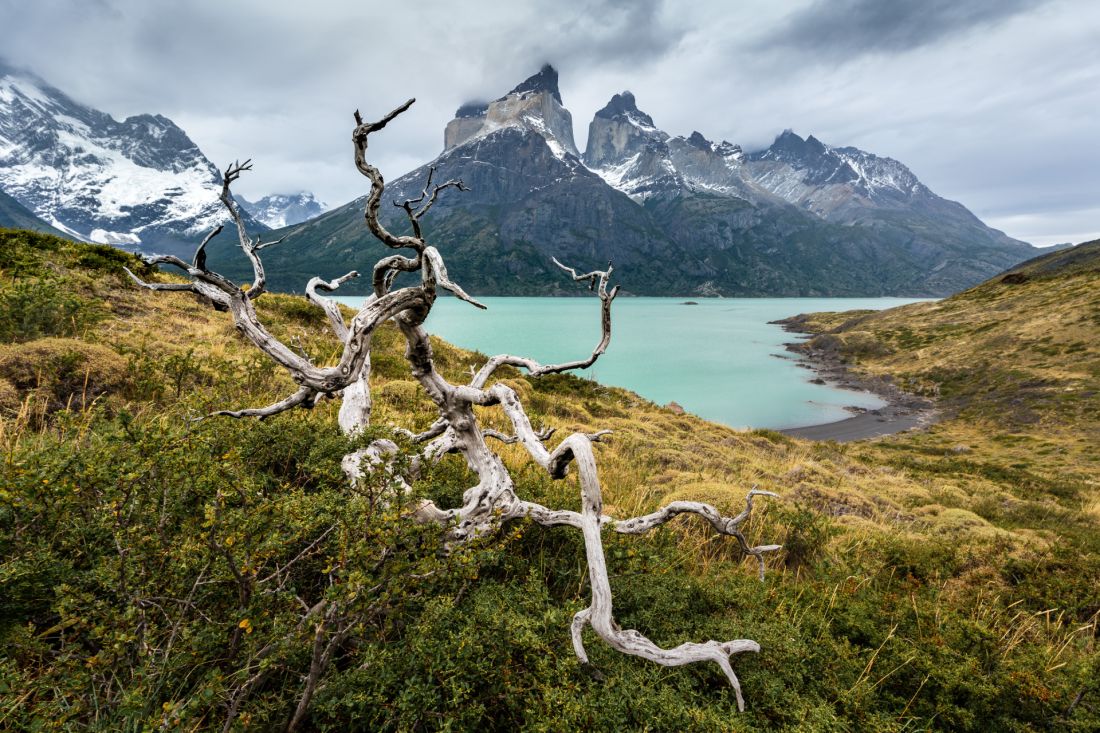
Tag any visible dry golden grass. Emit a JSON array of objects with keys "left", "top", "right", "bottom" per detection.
[{"left": 4, "top": 229, "right": 1095, "bottom": 607}]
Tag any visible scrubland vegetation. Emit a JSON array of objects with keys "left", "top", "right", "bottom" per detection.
[{"left": 1, "top": 229, "right": 1096, "bottom": 731}]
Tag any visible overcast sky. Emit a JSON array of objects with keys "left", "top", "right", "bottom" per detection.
[{"left": 2, "top": 0, "right": 1098, "bottom": 246}]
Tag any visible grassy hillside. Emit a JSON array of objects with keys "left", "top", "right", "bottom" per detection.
[
  {"left": 785, "top": 238, "right": 1100, "bottom": 484},
  {"left": 0, "top": 229, "right": 1096, "bottom": 731}
]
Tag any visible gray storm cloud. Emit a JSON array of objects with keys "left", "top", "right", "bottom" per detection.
[
  {"left": 759, "top": 0, "right": 1049, "bottom": 58},
  {"left": 0, "top": 0, "right": 1097, "bottom": 246}
]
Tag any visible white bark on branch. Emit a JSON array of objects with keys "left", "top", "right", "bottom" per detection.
[
  {"left": 612, "top": 489, "right": 783, "bottom": 581},
  {"left": 304, "top": 272, "right": 373, "bottom": 434},
  {"left": 126, "top": 99, "right": 782, "bottom": 716},
  {"left": 209, "top": 385, "right": 319, "bottom": 420},
  {"left": 470, "top": 259, "right": 618, "bottom": 388},
  {"left": 305, "top": 271, "right": 359, "bottom": 340}
]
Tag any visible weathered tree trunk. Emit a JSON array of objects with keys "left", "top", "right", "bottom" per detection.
[{"left": 125, "top": 98, "right": 782, "bottom": 722}]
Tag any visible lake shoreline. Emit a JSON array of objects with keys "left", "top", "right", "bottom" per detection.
[
  {"left": 772, "top": 314, "right": 938, "bottom": 442},
  {"left": 336, "top": 295, "right": 930, "bottom": 429}
]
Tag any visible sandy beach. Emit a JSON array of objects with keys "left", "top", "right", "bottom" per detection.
[{"left": 773, "top": 315, "right": 937, "bottom": 442}]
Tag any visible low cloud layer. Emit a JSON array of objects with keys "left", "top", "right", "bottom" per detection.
[{"left": 1, "top": 0, "right": 1097, "bottom": 246}]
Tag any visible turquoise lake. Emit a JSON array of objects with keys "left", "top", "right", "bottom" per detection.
[{"left": 334, "top": 296, "right": 927, "bottom": 430}]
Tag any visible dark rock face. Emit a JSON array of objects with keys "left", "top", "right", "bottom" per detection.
[
  {"left": 503, "top": 63, "right": 562, "bottom": 104},
  {"left": 212, "top": 69, "right": 1037, "bottom": 297},
  {"left": 749, "top": 131, "right": 859, "bottom": 187},
  {"left": 593, "top": 91, "right": 654, "bottom": 126}
]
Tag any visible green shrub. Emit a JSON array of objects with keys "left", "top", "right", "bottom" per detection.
[
  {"left": 773, "top": 502, "right": 834, "bottom": 570},
  {"left": 0, "top": 277, "right": 104, "bottom": 342},
  {"left": 0, "top": 337, "right": 129, "bottom": 412}
]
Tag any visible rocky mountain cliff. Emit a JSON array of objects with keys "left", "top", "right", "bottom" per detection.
[
  {"left": 0, "top": 61, "right": 266, "bottom": 257},
  {"left": 442, "top": 64, "right": 579, "bottom": 157},
  {"left": 206, "top": 66, "right": 1037, "bottom": 296}
]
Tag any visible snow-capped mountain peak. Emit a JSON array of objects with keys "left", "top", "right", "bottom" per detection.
[
  {"left": 745, "top": 130, "right": 933, "bottom": 215},
  {"left": 442, "top": 64, "right": 579, "bottom": 158},
  {"left": 0, "top": 62, "right": 261, "bottom": 255},
  {"left": 593, "top": 91, "right": 658, "bottom": 130},
  {"left": 238, "top": 192, "right": 326, "bottom": 229},
  {"left": 583, "top": 91, "right": 681, "bottom": 199}
]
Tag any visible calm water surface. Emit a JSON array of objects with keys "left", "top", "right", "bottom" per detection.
[{"left": 335, "top": 296, "right": 927, "bottom": 429}]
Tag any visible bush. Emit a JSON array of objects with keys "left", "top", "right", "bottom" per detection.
[
  {"left": 772, "top": 501, "right": 834, "bottom": 570},
  {"left": 0, "top": 277, "right": 104, "bottom": 342},
  {"left": 0, "top": 337, "right": 129, "bottom": 412}
]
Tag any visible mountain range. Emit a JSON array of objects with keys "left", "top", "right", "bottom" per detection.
[
  {"left": 208, "top": 65, "right": 1037, "bottom": 296},
  {"left": 0, "top": 61, "right": 326, "bottom": 257},
  {"left": 0, "top": 61, "right": 1036, "bottom": 296},
  {"left": 237, "top": 192, "right": 326, "bottom": 229}
]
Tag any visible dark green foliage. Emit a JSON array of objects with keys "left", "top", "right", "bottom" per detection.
[
  {"left": 2, "top": 407, "right": 1095, "bottom": 731},
  {"left": 0, "top": 229, "right": 1095, "bottom": 731},
  {"left": 772, "top": 502, "right": 834, "bottom": 570},
  {"left": 0, "top": 277, "right": 104, "bottom": 342},
  {"left": 73, "top": 242, "right": 141, "bottom": 278}
]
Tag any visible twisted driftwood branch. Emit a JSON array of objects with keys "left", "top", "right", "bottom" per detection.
[
  {"left": 470, "top": 258, "right": 618, "bottom": 388},
  {"left": 305, "top": 270, "right": 360, "bottom": 341},
  {"left": 126, "top": 99, "right": 782, "bottom": 719}
]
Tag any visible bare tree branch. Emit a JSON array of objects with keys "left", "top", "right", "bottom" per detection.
[
  {"left": 393, "top": 166, "right": 470, "bottom": 239},
  {"left": 209, "top": 386, "right": 319, "bottom": 420},
  {"left": 422, "top": 247, "right": 486, "bottom": 309},
  {"left": 217, "top": 160, "right": 271, "bottom": 299},
  {"left": 372, "top": 254, "right": 421, "bottom": 298},
  {"left": 123, "top": 268, "right": 194, "bottom": 292},
  {"left": 193, "top": 224, "right": 224, "bottom": 271},
  {"left": 470, "top": 259, "right": 617, "bottom": 387},
  {"left": 125, "top": 99, "right": 781, "bottom": 719},
  {"left": 352, "top": 99, "right": 424, "bottom": 253},
  {"left": 392, "top": 417, "right": 449, "bottom": 444},
  {"left": 306, "top": 271, "right": 360, "bottom": 340},
  {"left": 611, "top": 489, "right": 783, "bottom": 581}
]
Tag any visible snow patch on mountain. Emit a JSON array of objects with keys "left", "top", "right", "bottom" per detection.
[
  {"left": 238, "top": 192, "right": 326, "bottom": 229},
  {"left": 0, "top": 62, "right": 258, "bottom": 253}
]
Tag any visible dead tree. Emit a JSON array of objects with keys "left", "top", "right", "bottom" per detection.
[{"left": 125, "top": 98, "right": 781, "bottom": 712}]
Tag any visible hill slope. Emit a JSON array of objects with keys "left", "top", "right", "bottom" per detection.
[
  {"left": 998, "top": 237, "right": 1100, "bottom": 280},
  {"left": 0, "top": 230, "right": 1095, "bottom": 731},
  {"left": 786, "top": 236, "right": 1100, "bottom": 468}
]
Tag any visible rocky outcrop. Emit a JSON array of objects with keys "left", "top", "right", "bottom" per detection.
[
  {"left": 442, "top": 64, "right": 578, "bottom": 157},
  {"left": 583, "top": 91, "right": 681, "bottom": 199},
  {"left": 214, "top": 66, "right": 1037, "bottom": 298}
]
